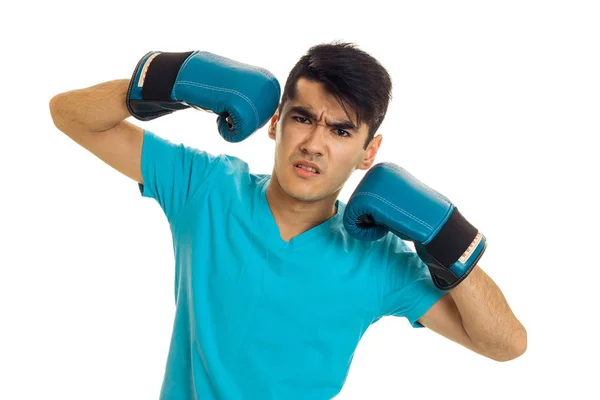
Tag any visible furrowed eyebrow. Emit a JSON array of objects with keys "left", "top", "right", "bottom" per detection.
[{"left": 289, "top": 106, "right": 357, "bottom": 131}]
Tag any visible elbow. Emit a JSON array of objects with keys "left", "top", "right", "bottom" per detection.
[
  {"left": 49, "top": 95, "right": 62, "bottom": 126},
  {"left": 49, "top": 94, "right": 70, "bottom": 133},
  {"left": 49, "top": 93, "right": 62, "bottom": 114},
  {"left": 510, "top": 330, "right": 528, "bottom": 360},
  {"left": 492, "top": 327, "right": 528, "bottom": 362}
]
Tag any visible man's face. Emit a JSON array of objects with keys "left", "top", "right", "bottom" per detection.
[{"left": 268, "top": 77, "right": 381, "bottom": 203}]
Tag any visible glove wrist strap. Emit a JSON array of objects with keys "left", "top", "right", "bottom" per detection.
[
  {"left": 424, "top": 207, "right": 479, "bottom": 268},
  {"left": 140, "top": 51, "right": 194, "bottom": 100}
]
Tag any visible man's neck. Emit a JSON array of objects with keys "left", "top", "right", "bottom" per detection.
[{"left": 265, "top": 173, "right": 338, "bottom": 242}]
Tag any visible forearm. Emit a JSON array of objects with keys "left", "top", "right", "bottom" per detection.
[
  {"left": 50, "top": 79, "right": 131, "bottom": 133},
  {"left": 449, "top": 266, "right": 527, "bottom": 361}
]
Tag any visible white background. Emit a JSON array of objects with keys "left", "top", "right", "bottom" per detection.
[{"left": 1, "top": 0, "right": 599, "bottom": 399}]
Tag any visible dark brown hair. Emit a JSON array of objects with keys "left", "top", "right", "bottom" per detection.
[{"left": 279, "top": 41, "right": 393, "bottom": 148}]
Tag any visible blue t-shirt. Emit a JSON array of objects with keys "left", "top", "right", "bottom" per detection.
[{"left": 138, "top": 130, "right": 446, "bottom": 400}]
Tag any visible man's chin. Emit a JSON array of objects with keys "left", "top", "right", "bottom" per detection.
[
  {"left": 285, "top": 190, "right": 318, "bottom": 203},
  {"left": 281, "top": 184, "right": 321, "bottom": 203}
]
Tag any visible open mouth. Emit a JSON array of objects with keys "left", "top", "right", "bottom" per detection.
[{"left": 294, "top": 163, "right": 320, "bottom": 177}]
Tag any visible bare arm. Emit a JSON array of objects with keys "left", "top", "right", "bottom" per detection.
[
  {"left": 448, "top": 266, "right": 527, "bottom": 359},
  {"left": 419, "top": 266, "right": 527, "bottom": 362},
  {"left": 49, "top": 79, "right": 145, "bottom": 184}
]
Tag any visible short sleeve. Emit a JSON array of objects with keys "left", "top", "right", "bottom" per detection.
[
  {"left": 138, "top": 130, "right": 223, "bottom": 223},
  {"left": 379, "top": 237, "right": 447, "bottom": 328}
]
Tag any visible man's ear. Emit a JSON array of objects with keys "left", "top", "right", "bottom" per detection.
[
  {"left": 357, "top": 135, "right": 382, "bottom": 170},
  {"left": 268, "top": 110, "right": 279, "bottom": 140}
]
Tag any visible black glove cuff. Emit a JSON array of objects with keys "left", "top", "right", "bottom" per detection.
[
  {"left": 140, "top": 51, "right": 194, "bottom": 100},
  {"left": 430, "top": 242, "right": 486, "bottom": 290},
  {"left": 423, "top": 207, "right": 479, "bottom": 268}
]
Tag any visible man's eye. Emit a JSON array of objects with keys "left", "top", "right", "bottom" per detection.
[
  {"left": 293, "top": 116, "right": 310, "bottom": 124},
  {"left": 336, "top": 129, "right": 350, "bottom": 137}
]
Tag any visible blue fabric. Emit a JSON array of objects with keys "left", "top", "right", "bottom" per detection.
[{"left": 138, "top": 130, "right": 446, "bottom": 400}]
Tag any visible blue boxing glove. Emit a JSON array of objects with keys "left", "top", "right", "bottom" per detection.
[
  {"left": 126, "top": 51, "right": 280, "bottom": 142},
  {"left": 344, "top": 163, "right": 487, "bottom": 290}
]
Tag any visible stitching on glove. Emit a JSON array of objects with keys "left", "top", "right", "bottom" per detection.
[
  {"left": 203, "top": 52, "right": 281, "bottom": 96},
  {"left": 174, "top": 82, "right": 259, "bottom": 132},
  {"left": 385, "top": 163, "right": 454, "bottom": 205},
  {"left": 351, "top": 191, "right": 434, "bottom": 230}
]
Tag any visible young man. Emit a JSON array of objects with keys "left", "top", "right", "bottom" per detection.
[{"left": 49, "top": 42, "right": 526, "bottom": 399}]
